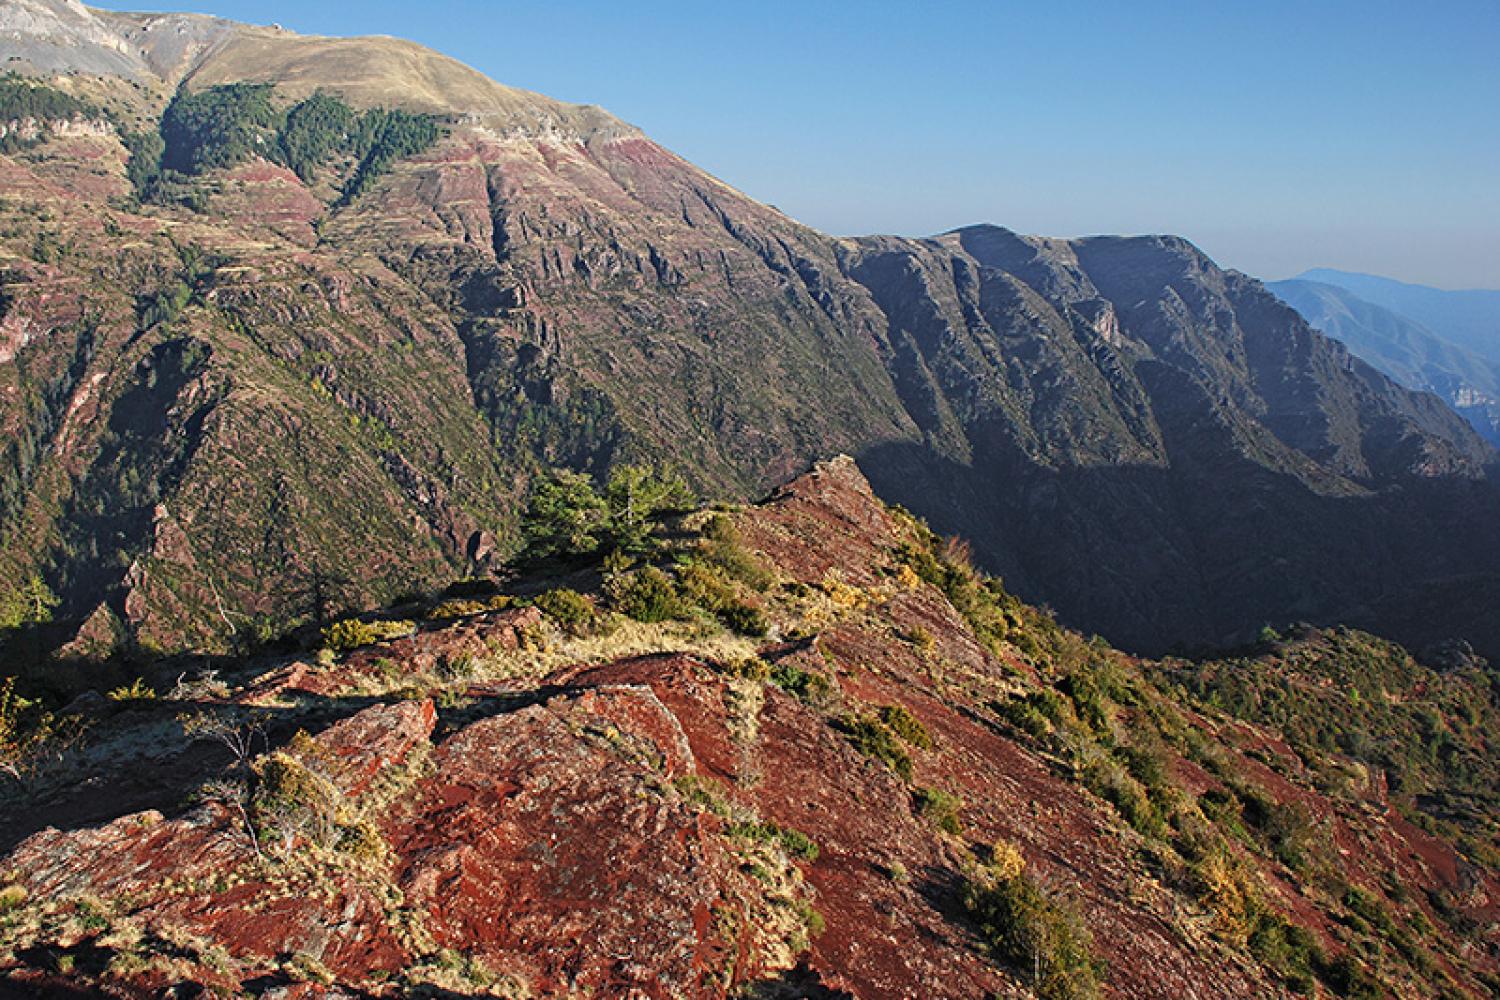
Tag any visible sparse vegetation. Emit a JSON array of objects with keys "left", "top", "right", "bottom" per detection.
[
  {"left": 337, "top": 107, "right": 443, "bottom": 204},
  {"left": 1157, "top": 627, "right": 1500, "bottom": 865},
  {"left": 840, "top": 712, "right": 913, "bottom": 780},
  {"left": 963, "top": 844, "right": 1102, "bottom": 1000},
  {"left": 913, "top": 786, "right": 964, "bottom": 834},
  {"left": 890, "top": 508, "right": 1031, "bottom": 659},
  {"left": 183, "top": 711, "right": 268, "bottom": 857},
  {"left": 903, "top": 623, "right": 935, "bottom": 650},
  {"left": 1, "top": 676, "right": 68, "bottom": 784}
]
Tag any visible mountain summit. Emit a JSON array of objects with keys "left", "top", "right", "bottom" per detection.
[
  {"left": 0, "top": 0, "right": 629, "bottom": 134},
  {"left": 2, "top": 3, "right": 1499, "bottom": 663}
]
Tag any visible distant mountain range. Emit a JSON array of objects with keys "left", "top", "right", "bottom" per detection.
[
  {"left": 1269, "top": 276, "right": 1500, "bottom": 444},
  {"left": 1294, "top": 268, "right": 1500, "bottom": 362}
]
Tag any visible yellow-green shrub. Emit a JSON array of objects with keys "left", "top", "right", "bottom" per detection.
[
  {"left": 0, "top": 884, "right": 26, "bottom": 913},
  {"left": 608, "top": 566, "right": 686, "bottom": 622},
  {"left": 963, "top": 859, "right": 1101, "bottom": 1000},
  {"left": 428, "top": 599, "right": 486, "bottom": 619},
  {"left": 322, "top": 618, "right": 414, "bottom": 652},
  {"left": 914, "top": 786, "right": 964, "bottom": 834},
  {"left": 880, "top": 704, "right": 933, "bottom": 749},
  {"left": 533, "top": 588, "right": 598, "bottom": 635}
]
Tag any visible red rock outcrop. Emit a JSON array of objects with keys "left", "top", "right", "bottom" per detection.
[{"left": 1, "top": 461, "right": 1495, "bottom": 998}]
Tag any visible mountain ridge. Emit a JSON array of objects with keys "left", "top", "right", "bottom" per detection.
[
  {"left": 1, "top": 457, "right": 1496, "bottom": 998},
  {"left": 2, "top": 0, "right": 635, "bottom": 140},
  {"left": 1269, "top": 278, "right": 1500, "bottom": 444},
  {"left": 1, "top": 2, "right": 1499, "bottom": 664},
  {"left": 1292, "top": 268, "right": 1500, "bottom": 364}
]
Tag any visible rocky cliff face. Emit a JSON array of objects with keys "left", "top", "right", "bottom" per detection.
[
  {"left": 1, "top": 460, "right": 1495, "bottom": 998},
  {"left": 2, "top": 2, "right": 1499, "bottom": 661}
]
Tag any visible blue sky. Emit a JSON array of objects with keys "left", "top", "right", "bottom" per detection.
[{"left": 90, "top": 0, "right": 1500, "bottom": 288}]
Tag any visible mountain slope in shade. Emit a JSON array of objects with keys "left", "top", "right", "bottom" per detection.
[
  {"left": 1295, "top": 268, "right": 1500, "bottom": 365},
  {"left": 1, "top": 3, "right": 1499, "bottom": 664},
  {"left": 1269, "top": 279, "right": 1500, "bottom": 444}
]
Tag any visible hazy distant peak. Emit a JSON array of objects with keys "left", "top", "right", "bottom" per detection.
[
  {"left": 1296, "top": 267, "right": 1500, "bottom": 296},
  {"left": 1290, "top": 268, "right": 1500, "bottom": 365}
]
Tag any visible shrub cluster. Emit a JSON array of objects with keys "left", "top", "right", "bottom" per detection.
[
  {"left": 963, "top": 846, "right": 1102, "bottom": 1000},
  {"left": 428, "top": 594, "right": 511, "bottom": 619},
  {"left": 253, "top": 738, "right": 342, "bottom": 852},
  {"left": 768, "top": 661, "right": 834, "bottom": 704},
  {"left": 607, "top": 566, "right": 685, "bottom": 623},
  {"left": 725, "top": 820, "right": 820, "bottom": 862},
  {"left": 913, "top": 786, "right": 964, "bottom": 835},
  {"left": 879, "top": 704, "right": 933, "bottom": 749},
  {"left": 699, "top": 514, "right": 774, "bottom": 590},
  {"left": 675, "top": 561, "right": 768, "bottom": 636},
  {"left": 1190, "top": 842, "right": 1384, "bottom": 995},
  {"left": 322, "top": 618, "right": 415, "bottom": 653},
  {"left": 531, "top": 588, "right": 599, "bottom": 636},
  {"left": 840, "top": 713, "right": 914, "bottom": 780},
  {"left": 570, "top": 503, "right": 774, "bottom": 638}
]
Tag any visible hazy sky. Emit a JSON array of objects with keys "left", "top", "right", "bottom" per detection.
[{"left": 89, "top": 0, "right": 1500, "bottom": 288}]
